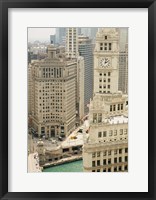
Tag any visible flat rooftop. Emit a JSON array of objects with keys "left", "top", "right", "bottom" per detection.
[{"left": 107, "top": 115, "right": 128, "bottom": 124}]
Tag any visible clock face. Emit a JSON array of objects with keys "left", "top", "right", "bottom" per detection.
[{"left": 99, "top": 57, "right": 110, "bottom": 68}]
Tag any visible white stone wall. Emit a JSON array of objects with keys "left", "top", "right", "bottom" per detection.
[{"left": 83, "top": 28, "right": 128, "bottom": 172}]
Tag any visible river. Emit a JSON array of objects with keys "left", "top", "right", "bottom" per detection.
[{"left": 43, "top": 160, "right": 83, "bottom": 172}]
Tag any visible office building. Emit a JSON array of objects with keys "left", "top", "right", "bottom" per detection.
[
  {"left": 118, "top": 44, "right": 128, "bottom": 94},
  {"left": 78, "top": 35, "right": 93, "bottom": 114},
  {"left": 55, "top": 28, "right": 66, "bottom": 45},
  {"left": 119, "top": 28, "right": 128, "bottom": 52},
  {"left": 66, "top": 28, "right": 79, "bottom": 58},
  {"left": 76, "top": 56, "right": 84, "bottom": 121},
  {"left": 83, "top": 28, "right": 128, "bottom": 172},
  {"left": 65, "top": 28, "right": 84, "bottom": 124},
  {"left": 81, "top": 28, "right": 98, "bottom": 42},
  {"left": 50, "top": 34, "right": 56, "bottom": 45},
  {"left": 29, "top": 45, "right": 77, "bottom": 138}
]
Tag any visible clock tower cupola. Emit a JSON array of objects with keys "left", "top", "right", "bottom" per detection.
[{"left": 93, "top": 28, "right": 119, "bottom": 94}]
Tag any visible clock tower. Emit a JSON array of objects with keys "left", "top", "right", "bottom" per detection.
[
  {"left": 83, "top": 28, "right": 128, "bottom": 172},
  {"left": 93, "top": 28, "right": 119, "bottom": 94}
]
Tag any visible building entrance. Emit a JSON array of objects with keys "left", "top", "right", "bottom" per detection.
[{"left": 51, "top": 127, "right": 55, "bottom": 137}]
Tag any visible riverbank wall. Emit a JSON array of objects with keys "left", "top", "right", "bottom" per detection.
[{"left": 43, "top": 155, "right": 82, "bottom": 169}]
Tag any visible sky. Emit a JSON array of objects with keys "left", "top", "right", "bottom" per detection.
[{"left": 28, "top": 28, "right": 56, "bottom": 42}]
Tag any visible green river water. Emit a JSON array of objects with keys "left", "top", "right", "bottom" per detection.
[{"left": 43, "top": 160, "right": 83, "bottom": 172}]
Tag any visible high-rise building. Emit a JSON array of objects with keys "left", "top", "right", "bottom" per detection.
[
  {"left": 50, "top": 34, "right": 56, "bottom": 45},
  {"left": 76, "top": 56, "right": 84, "bottom": 121},
  {"left": 29, "top": 45, "right": 77, "bottom": 138},
  {"left": 81, "top": 28, "right": 98, "bottom": 42},
  {"left": 119, "top": 28, "right": 128, "bottom": 52},
  {"left": 83, "top": 28, "right": 128, "bottom": 172},
  {"left": 66, "top": 28, "right": 79, "bottom": 58},
  {"left": 65, "top": 28, "right": 84, "bottom": 124},
  {"left": 118, "top": 43, "right": 128, "bottom": 94},
  {"left": 78, "top": 35, "right": 93, "bottom": 114},
  {"left": 55, "top": 28, "right": 66, "bottom": 45},
  {"left": 77, "top": 28, "right": 81, "bottom": 35}
]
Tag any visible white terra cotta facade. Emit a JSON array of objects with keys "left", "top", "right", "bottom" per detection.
[{"left": 83, "top": 28, "right": 128, "bottom": 172}]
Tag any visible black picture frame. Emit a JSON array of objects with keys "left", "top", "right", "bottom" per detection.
[{"left": 0, "top": 0, "right": 155, "bottom": 199}]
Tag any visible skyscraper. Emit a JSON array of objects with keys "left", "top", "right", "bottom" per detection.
[
  {"left": 83, "top": 28, "right": 128, "bottom": 172},
  {"left": 29, "top": 45, "right": 77, "bottom": 138},
  {"left": 50, "top": 34, "right": 56, "bottom": 45},
  {"left": 65, "top": 28, "right": 84, "bottom": 124},
  {"left": 118, "top": 43, "right": 128, "bottom": 94},
  {"left": 78, "top": 35, "right": 93, "bottom": 114},
  {"left": 119, "top": 28, "right": 128, "bottom": 52},
  {"left": 66, "top": 28, "right": 78, "bottom": 58},
  {"left": 81, "top": 28, "right": 98, "bottom": 42},
  {"left": 55, "top": 28, "right": 66, "bottom": 45}
]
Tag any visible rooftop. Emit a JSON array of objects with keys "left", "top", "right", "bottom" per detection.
[{"left": 108, "top": 115, "right": 128, "bottom": 124}]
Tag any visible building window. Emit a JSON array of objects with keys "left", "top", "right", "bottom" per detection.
[
  {"left": 99, "top": 73, "right": 102, "bottom": 76},
  {"left": 97, "top": 169, "right": 100, "bottom": 172},
  {"left": 97, "top": 160, "right": 100, "bottom": 166},
  {"left": 120, "top": 129, "right": 123, "bottom": 135},
  {"left": 98, "top": 132, "right": 102, "bottom": 137},
  {"left": 103, "top": 169, "right": 106, "bottom": 172},
  {"left": 103, "top": 151, "right": 106, "bottom": 156},
  {"left": 109, "top": 130, "right": 113, "bottom": 136},
  {"left": 114, "top": 167, "right": 117, "bottom": 172},
  {"left": 92, "top": 170, "right": 96, "bottom": 172},
  {"left": 125, "top": 148, "right": 128, "bottom": 153},
  {"left": 108, "top": 150, "right": 111, "bottom": 155},
  {"left": 114, "top": 130, "right": 117, "bottom": 136},
  {"left": 119, "top": 149, "right": 122, "bottom": 154},
  {"left": 105, "top": 36, "right": 107, "bottom": 40},
  {"left": 109, "top": 43, "right": 112, "bottom": 50},
  {"left": 121, "top": 104, "right": 123, "bottom": 110},
  {"left": 125, "top": 165, "right": 128, "bottom": 170},
  {"left": 92, "top": 161, "right": 96, "bottom": 167},
  {"left": 108, "top": 72, "right": 111, "bottom": 76},
  {"left": 119, "top": 166, "right": 122, "bottom": 171},
  {"left": 118, "top": 104, "right": 120, "bottom": 110},
  {"left": 108, "top": 158, "right": 111, "bottom": 164},
  {"left": 108, "top": 85, "right": 110, "bottom": 89},
  {"left": 114, "top": 157, "right": 117, "bottom": 163},
  {"left": 114, "top": 150, "right": 117, "bottom": 155},
  {"left": 125, "top": 156, "right": 128, "bottom": 162},
  {"left": 108, "top": 168, "right": 111, "bottom": 172},
  {"left": 103, "top": 131, "right": 107, "bottom": 137},
  {"left": 98, "top": 113, "right": 102, "bottom": 123},
  {"left": 100, "top": 43, "right": 103, "bottom": 50},
  {"left": 113, "top": 105, "right": 116, "bottom": 111},
  {"left": 93, "top": 113, "right": 97, "bottom": 123},
  {"left": 110, "top": 105, "right": 112, "bottom": 112},
  {"left": 119, "top": 157, "right": 122, "bottom": 162},
  {"left": 92, "top": 153, "right": 96, "bottom": 158},
  {"left": 104, "top": 43, "right": 107, "bottom": 50},
  {"left": 108, "top": 78, "right": 110, "bottom": 82},
  {"left": 103, "top": 159, "right": 106, "bottom": 165},
  {"left": 97, "top": 152, "right": 100, "bottom": 157},
  {"left": 124, "top": 129, "right": 128, "bottom": 135}
]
